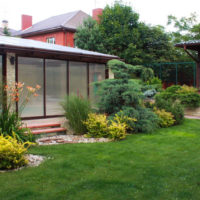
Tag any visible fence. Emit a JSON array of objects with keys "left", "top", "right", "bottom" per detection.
[{"left": 145, "top": 62, "right": 196, "bottom": 87}]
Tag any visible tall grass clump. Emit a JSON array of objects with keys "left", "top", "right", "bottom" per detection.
[{"left": 62, "top": 95, "right": 92, "bottom": 134}]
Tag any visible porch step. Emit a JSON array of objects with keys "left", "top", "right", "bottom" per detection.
[
  {"left": 25, "top": 123, "right": 61, "bottom": 129},
  {"left": 31, "top": 127, "right": 66, "bottom": 135}
]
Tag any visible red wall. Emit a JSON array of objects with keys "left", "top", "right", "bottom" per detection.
[{"left": 24, "top": 30, "right": 74, "bottom": 47}]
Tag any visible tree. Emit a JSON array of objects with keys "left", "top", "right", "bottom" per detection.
[
  {"left": 3, "top": 27, "right": 10, "bottom": 36},
  {"left": 75, "top": 1, "right": 175, "bottom": 65},
  {"left": 167, "top": 13, "right": 200, "bottom": 42},
  {"left": 167, "top": 13, "right": 200, "bottom": 61},
  {"left": 75, "top": 17, "right": 105, "bottom": 52}
]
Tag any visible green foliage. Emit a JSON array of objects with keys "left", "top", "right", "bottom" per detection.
[
  {"left": 0, "top": 133, "right": 31, "bottom": 170},
  {"left": 61, "top": 95, "right": 92, "bottom": 134},
  {"left": 155, "top": 96, "right": 184, "bottom": 125},
  {"left": 83, "top": 113, "right": 108, "bottom": 138},
  {"left": 75, "top": 1, "right": 174, "bottom": 64},
  {"left": 167, "top": 13, "right": 200, "bottom": 61},
  {"left": 157, "top": 85, "right": 200, "bottom": 108},
  {"left": 75, "top": 17, "right": 105, "bottom": 52},
  {"left": 116, "top": 107, "right": 158, "bottom": 133},
  {"left": 84, "top": 113, "right": 127, "bottom": 140},
  {"left": 154, "top": 108, "right": 175, "bottom": 128},
  {"left": 0, "top": 109, "right": 34, "bottom": 142},
  {"left": 97, "top": 60, "right": 144, "bottom": 114},
  {"left": 141, "top": 67, "right": 154, "bottom": 82},
  {"left": 97, "top": 59, "right": 158, "bottom": 133},
  {"left": 108, "top": 119, "right": 126, "bottom": 140},
  {"left": 3, "top": 27, "right": 10, "bottom": 36}
]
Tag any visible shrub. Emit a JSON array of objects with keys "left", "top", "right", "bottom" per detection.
[
  {"left": 62, "top": 95, "right": 92, "bottom": 134},
  {"left": 108, "top": 120, "right": 126, "bottom": 140},
  {"left": 83, "top": 113, "right": 108, "bottom": 138},
  {"left": 0, "top": 133, "right": 31, "bottom": 170},
  {"left": 155, "top": 96, "right": 184, "bottom": 125},
  {"left": 84, "top": 113, "right": 127, "bottom": 140},
  {"left": 154, "top": 108, "right": 175, "bottom": 128},
  {"left": 0, "top": 109, "right": 35, "bottom": 142},
  {"left": 157, "top": 85, "right": 200, "bottom": 108},
  {"left": 141, "top": 67, "right": 154, "bottom": 82},
  {"left": 116, "top": 107, "right": 158, "bottom": 133}
]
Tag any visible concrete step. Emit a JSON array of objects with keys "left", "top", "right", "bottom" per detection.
[{"left": 31, "top": 127, "right": 66, "bottom": 135}]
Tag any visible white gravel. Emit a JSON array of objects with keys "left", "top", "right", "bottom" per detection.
[{"left": 36, "top": 135, "right": 111, "bottom": 145}]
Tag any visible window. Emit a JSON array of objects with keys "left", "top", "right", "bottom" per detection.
[{"left": 46, "top": 37, "right": 55, "bottom": 44}]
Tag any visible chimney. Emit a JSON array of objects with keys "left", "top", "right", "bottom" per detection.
[
  {"left": 22, "top": 15, "right": 32, "bottom": 30},
  {"left": 2, "top": 20, "right": 8, "bottom": 29},
  {"left": 92, "top": 8, "right": 103, "bottom": 23}
]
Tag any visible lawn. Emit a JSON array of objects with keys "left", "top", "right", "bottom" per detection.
[{"left": 0, "top": 119, "right": 200, "bottom": 200}]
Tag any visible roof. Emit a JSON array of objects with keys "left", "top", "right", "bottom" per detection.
[
  {"left": 0, "top": 36, "right": 118, "bottom": 62},
  {"left": 175, "top": 40, "right": 200, "bottom": 51},
  {"left": 14, "top": 10, "right": 89, "bottom": 37},
  {"left": 0, "top": 27, "right": 17, "bottom": 36}
]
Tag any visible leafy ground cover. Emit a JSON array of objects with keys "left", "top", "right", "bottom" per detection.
[{"left": 0, "top": 119, "right": 200, "bottom": 200}]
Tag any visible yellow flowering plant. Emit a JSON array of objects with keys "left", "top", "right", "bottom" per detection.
[{"left": 0, "top": 133, "right": 33, "bottom": 170}]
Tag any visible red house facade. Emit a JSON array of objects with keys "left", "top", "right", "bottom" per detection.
[{"left": 14, "top": 9, "right": 103, "bottom": 48}]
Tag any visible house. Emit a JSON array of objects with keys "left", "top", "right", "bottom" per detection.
[
  {"left": 175, "top": 40, "right": 200, "bottom": 88},
  {"left": 0, "top": 35, "right": 118, "bottom": 119},
  {"left": 13, "top": 9, "right": 103, "bottom": 47}
]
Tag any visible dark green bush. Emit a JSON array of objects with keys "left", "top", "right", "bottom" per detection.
[
  {"left": 116, "top": 107, "right": 158, "bottom": 133},
  {"left": 97, "top": 59, "right": 159, "bottom": 133},
  {"left": 62, "top": 95, "right": 92, "bottom": 134}
]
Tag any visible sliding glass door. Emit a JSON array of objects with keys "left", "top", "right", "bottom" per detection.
[
  {"left": 18, "top": 57, "right": 44, "bottom": 117},
  {"left": 69, "top": 61, "right": 87, "bottom": 98},
  {"left": 46, "top": 59, "right": 67, "bottom": 115},
  {"left": 17, "top": 57, "right": 106, "bottom": 118}
]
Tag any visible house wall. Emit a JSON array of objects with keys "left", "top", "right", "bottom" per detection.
[{"left": 24, "top": 31, "right": 75, "bottom": 47}]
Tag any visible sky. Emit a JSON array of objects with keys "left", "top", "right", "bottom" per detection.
[{"left": 0, "top": 0, "right": 199, "bottom": 31}]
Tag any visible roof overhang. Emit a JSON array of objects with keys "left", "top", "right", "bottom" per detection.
[
  {"left": 0, "top": 44, "right": 118, "bottom": 64},
  {"left": 15, "top": 26, "right": 76, "bottom": 37},
  {"left": 175, "top": 41, "right": 200, "bottom": 51}
]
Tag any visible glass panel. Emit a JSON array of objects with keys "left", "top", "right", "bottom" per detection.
[
  {"left": 69, "top": 61, "right": 87, "bottom": 98},
  {"left": 89, "top": 63, "right": 105, "bottom": 104},
  {"left": 46, "top": 59, "right": 67, "bottom": 115},
  {"left": 0, "top": 55, "right": 2, "bottom": 85},
  {"left": 18, "top": 57, "right": 44, "bottom": 117}
]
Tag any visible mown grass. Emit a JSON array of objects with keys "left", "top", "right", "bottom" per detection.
[{"left": 0, "top": 119, "right": 200, "bottom": 200}]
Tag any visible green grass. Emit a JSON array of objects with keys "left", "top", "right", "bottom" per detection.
[{"left": 0, "top": 119, "right": 200, "bottom": 200}]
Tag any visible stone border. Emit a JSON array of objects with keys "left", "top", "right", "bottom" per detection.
[{"left": 36, "top": 135, "right": 112, "bottom": 145}]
